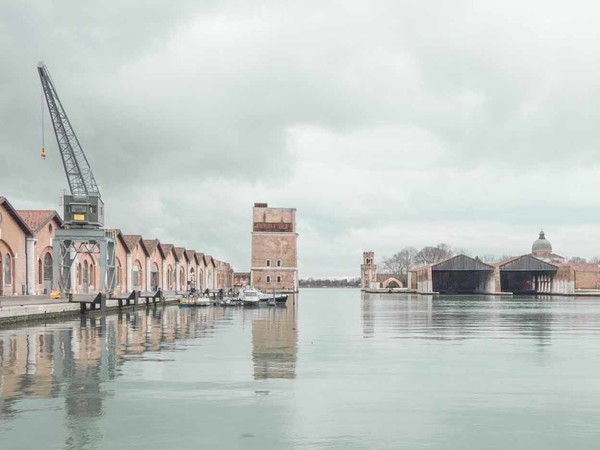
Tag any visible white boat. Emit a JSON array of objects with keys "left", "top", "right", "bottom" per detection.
[
  {"left": 258, "top": 291, "right": 289, "bottom": 304},
  {"left": 179, "top": 296, "right": 210, "bottom": 307},
  {"left": 239, "top": 288, "right": 261, "bottom": 306}
]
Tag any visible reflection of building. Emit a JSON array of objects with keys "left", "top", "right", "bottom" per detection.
[
  {"left": 0, "top": 305, "right": 220, "bottom": 435},
  {"left": 252, "top": 303, "right": 298, "bottom": 379},
  {"left": 410, "top": 231, "right": 600, "bottom": 295},
  {"left": 251, "top": 203, "right": 298, "bottom": 293}
]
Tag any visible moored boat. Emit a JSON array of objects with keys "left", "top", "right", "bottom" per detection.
[
  {"left": 179, "top": 296, "right": 210, "bottom": 307},
  {"left": 239, "top": 288, "right": 261, "bottom": 306}
]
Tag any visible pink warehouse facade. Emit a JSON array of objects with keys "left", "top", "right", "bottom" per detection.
[{"left": 0, "top": 195, "right": 233, "bottom": 297}]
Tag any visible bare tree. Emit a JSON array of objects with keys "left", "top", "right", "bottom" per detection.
[
  {"left": 590, "top": 256, "right": 600, "bottom": 264},
  {"left": 569, "top": 256, "right": 587, "bottom": 264},
  {"left": 382, "top": 246, "right": 417, "bottom": 284},
  {"left": 415, "top": 243, "right": 454, "bottom": 265}
]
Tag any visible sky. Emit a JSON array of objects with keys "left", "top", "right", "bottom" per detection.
[{"left": 2, "top": 0, "right": 600, "bottom": 278}]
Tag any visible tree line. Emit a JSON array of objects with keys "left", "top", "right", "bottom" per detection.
[{"left": 299, "top": 278, "right": 361, "bottom": 288}]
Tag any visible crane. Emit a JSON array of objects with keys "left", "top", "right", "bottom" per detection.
[
  {"left": 38, "top": 61, "right": 104, "bottom": 228},
  {"left": 38, "top": 62, "right": 115, "bottom": 296}
]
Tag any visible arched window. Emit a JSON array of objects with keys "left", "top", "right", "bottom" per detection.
[
  {"left": 77, "top": 263, "right": 82, "bottom": 285},
  {"left": 38, "top": 258, "right": 43, "bottom": 284},
  {"left": 117, "top": 260, "right": 122, "bottom": 288},
  {"left": 133, "top": 263, "right": 140, "bottom": 289},
  {"left": 48, "top": 223, "right": 53, "bottom": 233},
  {"left": 44, "top": 253, "right": 52, "bottom": 282},
  {"left": 4, "top": 254, "right": 12, "bottom": 285}
]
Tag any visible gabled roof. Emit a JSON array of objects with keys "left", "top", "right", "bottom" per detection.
[
  {"left": 204, "top": 255, "right": 215, "bottom": 267},
  {"left": 122, "top": 235, "right": 144, "bottom": 254},
  {"left": 185, "top": 249, "right": 197, "bottom": 264},
  {"left": 174, "top": 247, "right": 185, "bottom": 262},
  {"left": 161, "top": 243, "right": 175, "bottom": 259},
  {"left": 0, "top": 196, "right": 32, "bottom": 236},
  {"left": 499, "top": 254, "right": 558, "bottom": 272},
  {"left": 195, "top": 252, "right": 205, "bottom": 265},
  {"left": 142, "top": 239, "right": 162, "bottom": 257},
  {"left": 16, "top": 210, "right": 63, "bottom": 233},
  {"left": 432, "top": 255, "right": 494, "bottom": 271}
]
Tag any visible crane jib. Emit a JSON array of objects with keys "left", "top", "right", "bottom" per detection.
[{"left": 38, "top": 62, "right": 104, "bottom": 228}]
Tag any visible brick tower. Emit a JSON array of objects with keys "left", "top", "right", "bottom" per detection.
[
  {"left": 251, "top": 203, "right": 298, "bottom": 292},
  {"left": 361, "top": 251, "right": 377, "bottom": 289}
]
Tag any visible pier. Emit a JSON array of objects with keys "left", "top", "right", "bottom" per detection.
[{"left": 0, "top": 290, "right": 182, "bottom": 326}]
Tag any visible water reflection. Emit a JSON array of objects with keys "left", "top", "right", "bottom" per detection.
[
  {"left": 360, "top": 292, "right": 600, "bottom": 344},
  {"left": 0, "top": 305, "right": 237, "bottom": 448},
  {"left": 251, "top": 299, "right": 298, "bottom": 380}
]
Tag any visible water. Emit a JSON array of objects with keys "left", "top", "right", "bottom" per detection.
[{"left": 2, "top": 289, "right": 600, "bottom": 449}]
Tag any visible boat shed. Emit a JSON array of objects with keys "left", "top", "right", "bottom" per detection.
[
  {"left": 432, "top": 255, "right": 497, "bottom": 294},
  {"left": 412, "top": 255, "right": 500, "bottom": 294},
  {"left": 499, "top": 255, "right": 558, "bottom": 294}
]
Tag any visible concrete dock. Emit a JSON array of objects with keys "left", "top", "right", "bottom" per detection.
[{"left": 0, "top": 294, "right": 180, "bottom": 326}]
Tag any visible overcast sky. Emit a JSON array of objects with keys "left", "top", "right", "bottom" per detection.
[{"left": 2, "top": 0, "right": 600, "bottom": 277}]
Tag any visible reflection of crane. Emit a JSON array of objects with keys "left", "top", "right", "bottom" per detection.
[{"left": 38, "top": 62, "right": 115, "bottom": 296}]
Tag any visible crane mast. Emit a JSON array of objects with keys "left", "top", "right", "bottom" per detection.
[
  {"left": 38, "top": 62, "right": 104, "bottom": 228},
  {"left": 38, "top": 62, "right": 115, "bottom": 296}
]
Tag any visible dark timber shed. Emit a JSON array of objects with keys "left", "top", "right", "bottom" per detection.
[
  {"left": 432, "top": 255, "right": 495, "bottom": 294},
  {"left": 499, "top": 255, "right": 558, "bottom": 294}
]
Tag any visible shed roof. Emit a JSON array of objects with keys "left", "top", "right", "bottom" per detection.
[
  {"left": 0, "top": 197, "right": 32, "bottom": 236},
  {"left": 174, "top": 247, "right": 185, "bottom": 261},
  {"left": 432, "top": 255, "right": 494, "bottom": 271},
  {"left": 16, "top": 210, "right": 63, "bottom": 233},
  {"left": 122, "top": 235, "right": 144, "bottom": 254},
  {"left": 161, "top": 244, "right": 174, "bottom": 258},
  {"left": 499, "top": 254, "right": 558, "bottom": 272},
  {"left": 142, "top": 239, "right": 162, "bottom": 257},
  {"left": 185, "top": 249, "right": 197, "bottom": 264}
]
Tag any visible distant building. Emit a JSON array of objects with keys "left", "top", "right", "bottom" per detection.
[
  {"left": 409, "top": 230, "right": 600, "bottom": 295},
  {"left": 361, "top": 251, "right": 403, "bottom": 290},
  {"left": 251, "top": 203, "right": 298, "bottom": 293},
  {"left": 361, "top": 252, "right": 377, "bottom": 289}
]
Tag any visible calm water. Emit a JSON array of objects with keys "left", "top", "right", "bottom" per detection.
[{"left": 2, "top": 289, "right": 600, "bottom": 449}]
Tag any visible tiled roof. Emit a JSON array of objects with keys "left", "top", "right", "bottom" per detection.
[
  {"left": 143, "top": 239, "right": 160, "bottom": 255},
  {"left": 122, "top": 235, "right": 142, "bottom": 252},
  {"left": 16, "top": 210, "right": 60, "bottom": 233},
  {"left": 174, "top": 247, "right": 185, "bottom": 261},
  {"left": 161, "top": 244, "right": 174, "bottom": 257},
  {"left": 0, "top": 197, "right": 32, "bottom": 235},
  {"left": 185, "top": 249, "right": 196, "bottom": 263}
]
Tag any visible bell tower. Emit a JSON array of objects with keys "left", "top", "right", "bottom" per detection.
[{"left": 361, "top": 252, "right": 377, "bottom": 289}]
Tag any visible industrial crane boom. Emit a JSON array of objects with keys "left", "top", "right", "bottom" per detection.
[
  {"left": 38, "top": 62, "right": 99, "bottom": 196},
  {"left": 38, "top": 62, "right": 104, "bottom": 228}
]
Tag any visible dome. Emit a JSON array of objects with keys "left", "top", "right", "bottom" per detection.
[{"left": 532, "top": 230, "right": 552, "bottom": 253}]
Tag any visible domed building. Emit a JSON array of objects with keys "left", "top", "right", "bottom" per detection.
[{"left": 531, "top": 230, "right": 565, "bottom": 264}]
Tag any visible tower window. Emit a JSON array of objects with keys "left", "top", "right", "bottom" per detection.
[
  {"left": 266, "top": 260, "right": 271, "bottom": 267},
  {"left": 276, "top": 276, "right": 281, "bottom": 283},
  {"left": 276, "top": 260, "right": 281, "bottom": 267},
  {"left": 266, "top": 276, "right": 271, "bottom": 283}
]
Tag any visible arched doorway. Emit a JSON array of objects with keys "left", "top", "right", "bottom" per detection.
[
  {"left": 167, "top": 266, "right": 173, "bottom": 290},
  {"left": 189, "top": 267, "right": 195, "bottom": 290},
  {"left": 43, "top": 253, "right": 53, "bottom": 294},
  {"left": 83, "top": 260, "right": 89, "bottom": 294},
  {"left": 151, "top": 263, "right": 160, "bottom": 291},
  {"left": 3, "top": 254, "right": 12, "bottom": 295},
  {"left": 180, "top": 267, "right": 185, "bottom": 291},
  {"left": 133, "top": 261, "right": 142, "bottom": 290}
]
